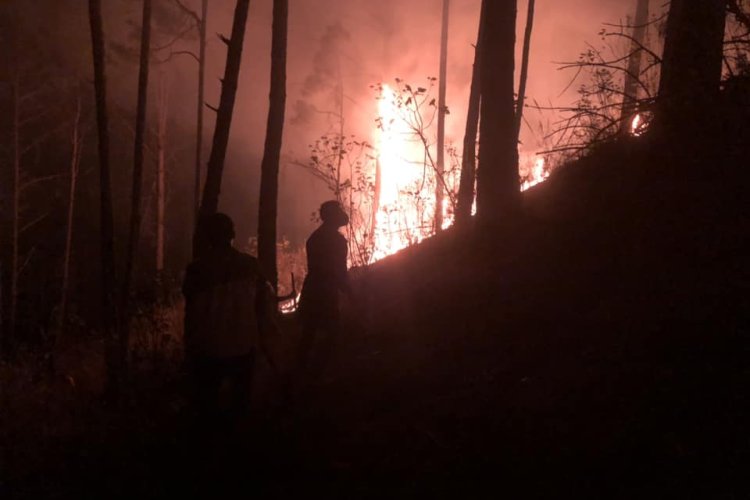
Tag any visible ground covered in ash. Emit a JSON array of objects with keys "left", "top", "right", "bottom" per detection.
[{"left": 3, "top": 130, "right": 749, "bottom": 499}]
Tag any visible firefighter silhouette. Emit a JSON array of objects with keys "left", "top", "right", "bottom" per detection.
[{"left": 297, "top": 201, "right": 351, "bottom": 373}]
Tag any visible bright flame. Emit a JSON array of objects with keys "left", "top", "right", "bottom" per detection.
[
  {"left": 367, "top": 85, "right": 550, "bottom": 263},
  {"left": 521, "top": 157, "right": 549, "bottom": 191},
  {"left": 370, "top": 84, "right": 439, "bottom": 261}
]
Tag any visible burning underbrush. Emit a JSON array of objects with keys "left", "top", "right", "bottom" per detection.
[{"left": 296, "top": 79, "right": 554, "bottom": 272}]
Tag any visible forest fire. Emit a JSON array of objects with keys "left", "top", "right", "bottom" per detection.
[
  {"left": 4, "top": 1, "right": 748, "bottom": 496},
  {"left": 369, "top": 84, "right": 445, "bottom": 262},
  {"left": 521, "top": 157, "right": 549, "bottom": 191},
  {"left": 367, "top": 84, "right": 551, "bottom": 264}
]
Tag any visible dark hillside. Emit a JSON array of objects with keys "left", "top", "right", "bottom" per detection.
[{"left": 307, "top": 109, "right": 750, "bottom": 495}]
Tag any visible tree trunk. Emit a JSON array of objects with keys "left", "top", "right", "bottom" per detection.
[
  {"left": 124, "top": 0, "right": 152, "bottom": 305},
  {"left": 619, "top": 0, "right": 649, "bottom": 134},
  {"left": 58, "top": 94, "right": 83, "bottom": 337},
  {"left": 257, "top": 0, "right": 288, "bottom": 290},
  {"left": 9, "top": 75, "right": 20, "bottom": 349},
  {"left": 476, "top": 0, "right": 519, "bottom": 223},
  {"left": 455, "top": 1, "right": 485, "bottom": 227},
  {"left": 88, "top": 0, "right": 120, "bottom": 395},
  {"left": 656, "top": 0, "right": 726, "bottom": 134},
  {"left": 156, "top": 75, "right": 168, "bottom": 280},
  {"left": 194, "top": 0, "right": 208, "bottom": 225},
  {"left": 435, "top": 0, "right": 450, "bottom": 233},
  {"left": 195, "top": 0, "right": 251, "bottom": 257},
  {"left": 515, "top": 0, "right": 535, "bottom": 141}
]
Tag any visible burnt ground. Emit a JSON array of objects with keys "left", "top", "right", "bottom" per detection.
[{"left": 4, "top": 130, "right": 750, "bottom": 498}]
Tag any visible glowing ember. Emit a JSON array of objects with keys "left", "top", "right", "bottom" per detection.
[
  {"left": 279, "top": 293, "right": 300, "bottom": 314},
  {"left": 630, "top": 113, "right": 646, "bottom": 136}
]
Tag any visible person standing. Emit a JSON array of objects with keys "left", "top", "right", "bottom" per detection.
[
  {"left": 182, "top": 213, "right": 273, "bottom": 428},
  {"left": 297, "top": 201, "right": 351, "bottom": 374}
]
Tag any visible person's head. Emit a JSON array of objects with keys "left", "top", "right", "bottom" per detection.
[
  {"left": 205, "top": 212, "right": 235, "bottom": 248},
  {"left": 319, "top": 201, "right": 349, "bottom": 228}
]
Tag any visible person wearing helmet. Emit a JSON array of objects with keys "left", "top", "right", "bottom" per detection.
[
  {"left": 182, "top": 212, "right": 273, "bottom": 428},
  {"left": 297, "top": 201, "right": 351, "bottom": 374}
]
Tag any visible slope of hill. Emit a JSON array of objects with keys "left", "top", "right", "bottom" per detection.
[{"left": 311, "top": 120, "right": 750, "bottom": 496}]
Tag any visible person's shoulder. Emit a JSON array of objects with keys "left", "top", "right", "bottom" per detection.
[
  {"left": 308, "top": 225, "right": 324, "bottom": 240},
  {"left": 232, "top": 248, "right": 259, "bottom": 269}
]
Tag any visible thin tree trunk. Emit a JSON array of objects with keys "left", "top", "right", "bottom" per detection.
[
  {"left": 515, "top": 0, "right": 535, "bottom": 141},
  {"left": 455, "top": 1, "right": 485, "bottom": 227},
  {"left": 257, "top": 0, "right": 288, "bottom": 290},
  {"left": 124, "top": 0, "right": 152, "bottom": 302},
  {"left": 58, "top": 94, "right": 83, "bottom": 337},
  {"left": 476, "top": 0, "right": 519, "bottom": 223},
  {"left": 120, "top": 0, "right": 152, "bottom": 379},
  {"left": 194, "top": 0, "right": 207, "bottom": 225},
  {"left": 435, "top": 0, "right": 450, "bottom": 232},
  {"left": 196, "top": 0, "right": 251, "bottom": 257},
  {"left": 88, "top": 0, "right": 120, "bottom": 395},
  {"left": 619, "top": 0, "right": 649, "bottom": 134},
  {"left": 10, "top": 75, "right": 20, "bottom": 348},
  {"left": 156, "top": 75, "right": 168, "bottom": 280}
]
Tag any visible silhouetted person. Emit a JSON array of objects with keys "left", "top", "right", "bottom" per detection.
[
  {"left": 182, "top": 213, "right": 273, "bottom": 430},
  {"left": 297, "top": 201, "right": 351, "bottom": 375}
]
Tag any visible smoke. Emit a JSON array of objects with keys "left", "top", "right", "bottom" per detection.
[{"left": 6, "top": 0, "right": 637, "bottom": 248}]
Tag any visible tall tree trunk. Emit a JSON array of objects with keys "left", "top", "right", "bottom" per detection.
[
  {"left": 9, "top": 75, "right": 20, "bottom": 349},
  {"left": 656, "top": 0, "right": 726, "bottom": 134},
  {"left": 257, "top": 0, "right": 288, "bottom": 290},
  {"left": 124, "top": 0, "right": 152, "bottom": 305},
  {"left": 515, "top": 0, "right": 535, "bottom": 141},
  {"left": 476, "top": 0, "right": 519, "bottom": 223},
  {"left": 455, "top": 0, "right": 485, "bottom": 227},
  {"left": 121, "top": 0, "right": 152, "bottom": 379},
  {"left": 435, "top": 0, "right": 450, "bottom": 233},
  {"left": 88, "top": 0, "right": 120, "bottom": 395},
  {"left": 195, "top": 0, "right": 251, "bottom": 257},
  {"left": 156, "top": 75, "right": 168, "bottom": 280},
  {"left": 194, "top": 0, "right": 208, "bottom": 225},
  {"left": 619, "top": 0, "right": 649, "bottom": 134},
  {"left": 58, "top": 94, "right": 83, "bottom": 337}
]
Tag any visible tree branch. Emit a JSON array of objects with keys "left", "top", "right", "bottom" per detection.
[{"left": 172, "top": 0, "right": 201, "bottom": 26}]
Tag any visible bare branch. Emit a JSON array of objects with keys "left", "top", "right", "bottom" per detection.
[
  {"left": 154, "top": 49, "right": 200, "bottom": 64},
  {"left": 727, "top": 0, "right": 750, "bottom": 31},
  {"left": 172, "top": 0, "right": 201, "bottom": 26},
  {"left": 152, "top": 23, "right": 195, "bottom": 52}
]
